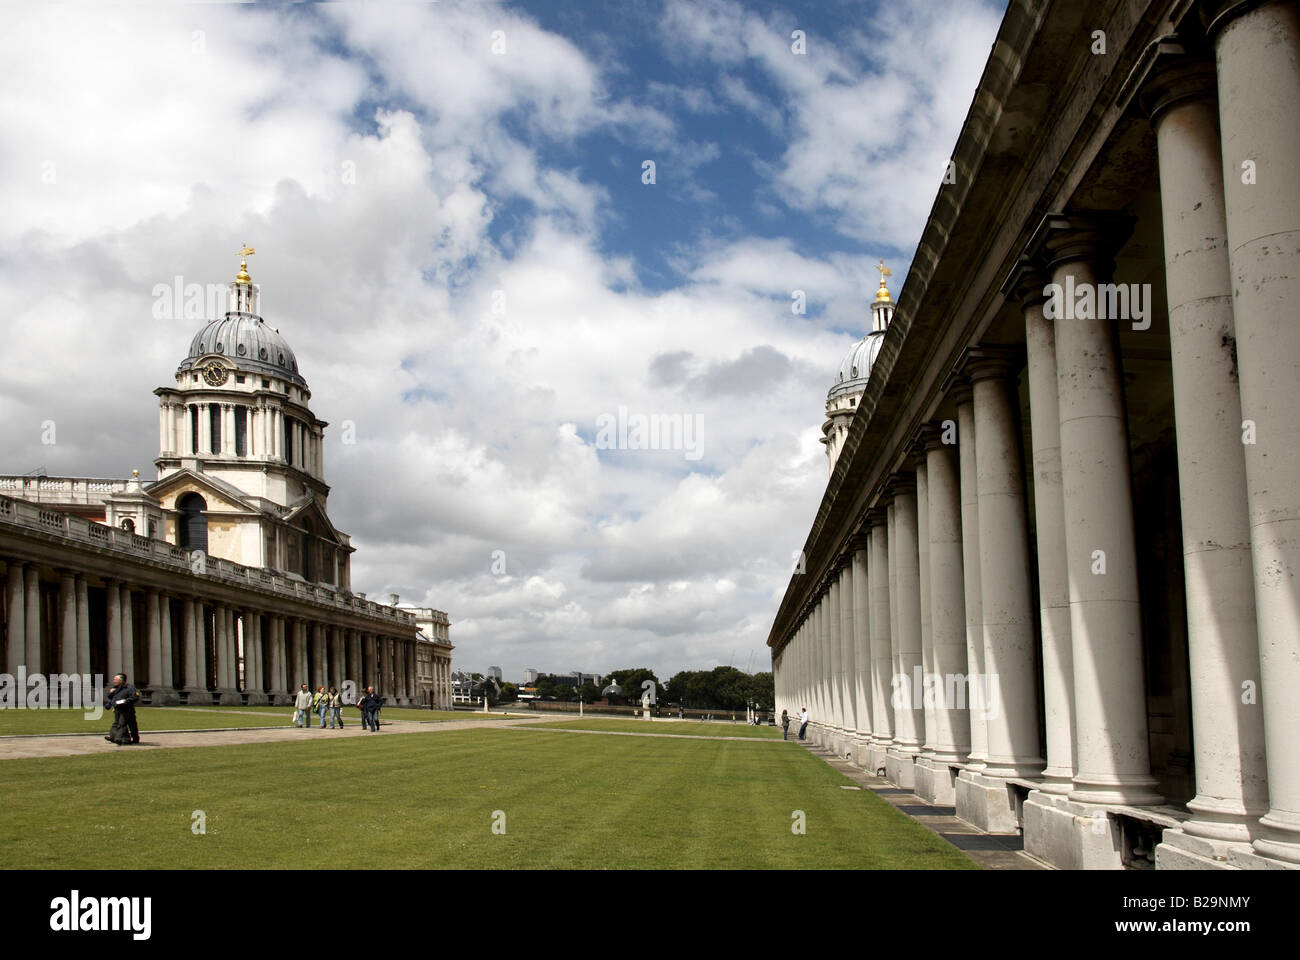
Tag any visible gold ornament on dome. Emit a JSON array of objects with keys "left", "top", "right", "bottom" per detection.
[
  {"left": 235, "top": 244, "right": 255, "bottom": 285},
  {"left": 873, "top": 259, "right": 893, "bottom": 302}
]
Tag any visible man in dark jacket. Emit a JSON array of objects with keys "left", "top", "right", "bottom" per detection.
[
  {"left": 104, "top": 673, "right": 140, "bottom": 745},
  {"left": 358, "top": 686, "right": 382, "bottom": 732}
]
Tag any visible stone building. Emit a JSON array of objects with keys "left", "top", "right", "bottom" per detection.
[
  {"left": 1, "top": 252, "right": 452, "bottom": 706},
  {"left": 407, "top": 606, "right": 454, "bottom": 708},
  {"left": 768, "top": 0, "right": 1299, "bottom": 870}
]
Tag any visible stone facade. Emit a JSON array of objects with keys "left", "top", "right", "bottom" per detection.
[
  {"left": 769, "top": 0, "right": 1300, "bottom": 870},
  {"left": 1, "top": 253, "right": 452, "bottom": 706}
]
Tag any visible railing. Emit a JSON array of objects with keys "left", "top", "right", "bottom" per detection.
[
  {"left": 0, "top": 492, "right": 416, "bottom": 627},
  {"left": 0, "top": 475, "right": 134, "bottom": 505}
]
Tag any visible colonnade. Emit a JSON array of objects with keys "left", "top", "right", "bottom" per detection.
[
  {"left": 1, "top": 557, "right": 420, "bottom": 706},
  {"left": 774, "top": 2, "right": 1299, "bottom": 871}
]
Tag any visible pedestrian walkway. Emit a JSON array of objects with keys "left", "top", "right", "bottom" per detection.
[
  {"left": 0, "top": 714, "right": 566, "bottom": 760},
  {"left": 799, "top": 741, "right": 1048, "bottom": 870}
]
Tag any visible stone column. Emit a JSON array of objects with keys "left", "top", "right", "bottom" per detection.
[
  {"left": 838, "top": 558, "right": 856, "bottom": 759},
  {"left": 58, "top": 571, "right": 76, "bottom": 676},
  {"left": 825, "top": 573, "right": 842, "bottom": 752},
  {"left": 146, "top": 591, "right": 162, "bottom": 693},
  {"left": 23, "top": 566, "right": 40, "bottom": 672},
  {"left": 1006, "top": 262, "right": 1075, "bottom": 793},
  {"left": 182, "top": 597, "right": 199, "bottom": 694},
  {"left": 851, "top": 541, "right": 872, "bottom": 765},
  {"left": 889, "top": 478, "right": 926, "bottom": 787},
  {"left": 333, "top": 626, "right": 345, "bottom": 690},
  {"left": 1043, "top": 223, "right": 1161, "bottom": 806},
  {"left": 954, "top": 384, "right": 987, "bottom": 768},
  {"left": 1209, "top": 0, "right": 1300, "bottom": 865},
  {"left": 970, "top": 351, "right": 1044, "bottom": 779},
  {"left": 75, "top": 576, "right": 89, "bottom": 674},
  {"left": 925, "top": 436, "right": 971, "bottom": 764},
  {"left": 5, "top": 562, "right": 24, "bottom": 673},
  {"left": 119, "top": 583, "right": 134, "bottom": 684},
  {"left": 915, "top": 456, "right": 936, "bottom": 760},
  {"left": 159, "top": 595, "right": 174, "bottom": 696},
  {"left": 199, "top": 403, "right": 211, "bottom": 454},
  {"left": 868, "top": 515, "right": 894, "bottom": 772},
  {"left": 105, "top": 577, "right": 122, "bottom": 676},
  {"left": 1139, "top": 52, "right": 1270, "bottom": 858}
]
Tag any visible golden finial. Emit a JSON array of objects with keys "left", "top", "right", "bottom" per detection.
[
  {"left": 236, "top": 244, "right": 255, "bottom": 284},
  {"left": 873, "top": 259, "right": 893, "bottom": 303}
]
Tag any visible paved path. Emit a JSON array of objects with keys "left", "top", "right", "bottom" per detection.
[
  {"left": 798, "top": 741, "right": 1048, "bottom": 870},
  {"left": 0, "top": 715, "right": 563, "bottom": 760},
  {"left": 507, "top": 725, "right": 790, "bottom": 743}
]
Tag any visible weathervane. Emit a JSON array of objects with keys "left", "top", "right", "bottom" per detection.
[{"left": 236, "top": 244, "right": 255, "bottom": 284}]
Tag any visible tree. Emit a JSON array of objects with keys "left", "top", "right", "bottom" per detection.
[
  {"left": 577, "top": 681, "right": 599, "bottom": 702},
  {"left": 606, "top": 667, "right": 661, "bottom": 704},
  {"left": 498, "top": 682, "right": 519, "bottom": 703}
]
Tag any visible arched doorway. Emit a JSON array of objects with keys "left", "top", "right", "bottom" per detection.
[{"left": 177, "top": 493, "right": 208, "bottom": 553}]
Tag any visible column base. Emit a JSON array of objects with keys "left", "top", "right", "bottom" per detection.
[
  {"left": 180, "top": 688, "right": 213, "bottom": 705},
  {"left": 851, "top": 735, "right": 871, "bottom": 768},
  {"left": 914, "top": 756, "right": 962, "bottom": 805},
  {"left": 143, "top": 686, "right": 178, "bottom": 706},
  {"left": 956, "top": 769, "right": 1022, "bottom": 834},
  {"left": 1155, "top": 828, "right": 1252, "bottom": 870},
  {"left": 867, "top": 740, "right": 892, "bottom": 776},
  {"left": 269, "top": 693, "right": 292, "bottom": 706},
  {"left": 217, "top": 689, "right": 242, "bottom": 705},
  {"left": 885, "top": 747, "right": 919, "bottom": 789},
  {"left": 1023, "top": 790, "right": 1121, "bottom": 868},
  {"left": 245, "top": 692, "right": 269, "bottom": 706}
]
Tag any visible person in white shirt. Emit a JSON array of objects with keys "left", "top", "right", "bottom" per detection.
[{"left": 798, "top": 707, "right": 809, "bottom": 741}]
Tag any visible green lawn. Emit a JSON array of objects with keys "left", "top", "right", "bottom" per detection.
[
  {"left": 0, "top": 706, "right": 509, "bottom": 736},
  {"left": 522, "top": 718, "right": 785, "bottom": 738},
  {"left": 0, "top": 728, "right": 976, "bottom": 869}
]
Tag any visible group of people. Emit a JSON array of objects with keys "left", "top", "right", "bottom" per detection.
[
  {"left": 292, "top": 683, "right": 384, "bottom": 732},
  {"left": 779, "top": 708, "right": 810, "bottom": 741},
  {"left": 99, "top": 674, "right": 389, "bottom": 747}
]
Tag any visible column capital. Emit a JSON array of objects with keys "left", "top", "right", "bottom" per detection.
[
  {"left": 847, "top": 530, "right": 871, "bottom": 554},
  {"left": 999, "top": 255, "right": 1052, "bottom": 306},
  {"left": 1137, "top": 43, "right": 1219, "bottom": 120},
  {"left": 941, "top": 368, "right": 974, "bottom": 406},
  {"left": 1025, "top": 212, "right": 1134, "bottom": 272},
  {"left": 955, "top": 345, "right": 1025, "bottom": 384},
  {"left": 1199, "top": 0, "right": 1273, "bottom": 39},
  {"left": 887, "top": 471, "right": 917, "bottom": 498}
]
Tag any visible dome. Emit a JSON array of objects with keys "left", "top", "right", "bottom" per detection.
[
  {"left": 829, "top": 330, "right": 885, "bottom": 401},
  {"left": 179, "top": 315, "right": 306, "bottom": 386}
]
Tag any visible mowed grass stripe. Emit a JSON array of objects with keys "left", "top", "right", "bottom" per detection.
[
  {"left": 0, "top": 729, "right": 976, "bottom": 870},
  {"left": 520, "top": 718, "right": 784, "bottom": 738}
]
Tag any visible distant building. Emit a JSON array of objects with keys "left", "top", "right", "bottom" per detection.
[
  {"left": 522, "top": 667, "right": 539, "bottom": 684},
  {"left": 487, "top": 665, "right": 502, "bottom": 681}
]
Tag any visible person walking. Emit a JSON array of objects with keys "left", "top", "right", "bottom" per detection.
[
  {"left": 293, "top": 683, "right": 313, "bottom": 728},
  {"left": 798, "top": 706, "right": 809, "bottom": 741},
  {"left": 781, "top": 709, "right": 791, "bottom": 741},
  {"left": 312, "top": 685, "right": 329, "bottom": 728},
  {"left": 328, "top": 686, "right": 343, "bottom": 729},
  {"left": 358, "top": 686, "right": 382, "bottom": 732},
  {"left": 103, "top": 673, "right": 140, "bottom": 745}
]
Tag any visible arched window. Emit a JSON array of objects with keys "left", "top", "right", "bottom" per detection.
[{"left": 177, "top": 493, "right": 208, "bottom": 553}]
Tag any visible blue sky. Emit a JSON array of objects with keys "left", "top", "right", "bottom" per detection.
[{"left": 0, "top": 0, "right": 1006, "bottom": 680}]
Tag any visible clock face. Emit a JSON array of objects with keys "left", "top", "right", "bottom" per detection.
[{"left": 202, "top": 361, "right": 228, "bottom": 387}]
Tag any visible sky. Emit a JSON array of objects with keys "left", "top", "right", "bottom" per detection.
[{"left": 0, "top": 0, "right": 1006, "bottom": 682}]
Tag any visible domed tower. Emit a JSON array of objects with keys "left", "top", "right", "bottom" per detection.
[
  {"left": 822, "top": 261, "right": 894, "bottom": 472},
  {"left": 151, "top": 248, "right": 352, "bottom": 587}
]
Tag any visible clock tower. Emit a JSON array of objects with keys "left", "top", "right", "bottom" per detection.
[{"left": 150, "top": 249, "right": 352, "bottom": 586}]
